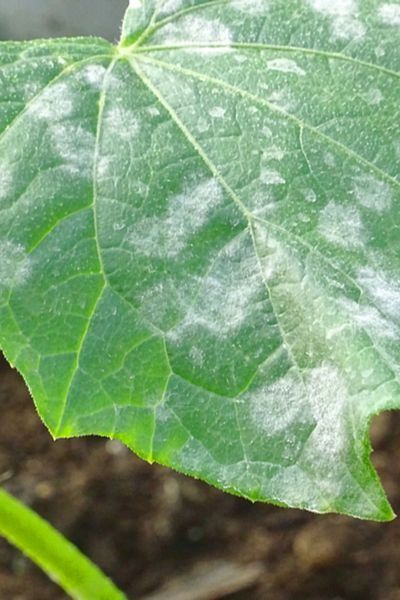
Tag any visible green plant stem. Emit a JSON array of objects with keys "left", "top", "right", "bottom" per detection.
[{"left": 0, "top": 487, "right": 127, "bottom": 600}]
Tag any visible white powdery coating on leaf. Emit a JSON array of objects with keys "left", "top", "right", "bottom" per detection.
[
  {"left": 231, "top": 0, "right": 270, "bottom": 15},
  {"left": 340, "top": 298, "right": 399, "bottom": 340},
  {"left": 97, "top": 156, "right": 114, "bottom": 179},
  {"left": 181, "top": 258, "right": 263, "bottom": 337},
  {"left": 129, "top": 178, "right": 224, "bottom": 258},
  {"left": 318, "top": 202, "right": 364, "bottom": 249},
  {"left": 267, "top": 59, "right": 306, "bottom": 76},
  {"left": 308, "top": 0, "right": 366, "bottom": 39},
  {"left": 0, "top": 241, "right": 31, "bottom": 289},
  {"left": 250, "top": 371, "right": 305, "bottom": 435},
  {"left": 303, "top": 188, "right": 317, "bottom": 203},
  {"left": 147, "top": 106, "right": 160, "bottom": 117},
  {"left": 159, "top": 0, "right": 185, "bottom": 14},
  {"left": 28, "top": 82, "right": 75, "bottom": 120},
  {"left": 309, "top": 0, "right": 357, "bottom": 16},
  {"left": 358, "top": 267, "right": 400, "bottom": 321},
  {"left": 361, "top": 88, "right": 384, "bottom": 106},
  {"left": 159, "top": 16, "right": 233, "bottom": 44},
  {"left": 0, "top": 163, "right": 13, "bottom": 201},
  {"left": 250, "top": 364, "right": 350, "bottom": 461},
  {"left": 262, "top": 146, "right": 286, "bottom": 161},
  {"left": 78, "top": 64, "right": 107, "bottom": 89},
  {"left": 267, "top": 88, "right": 297, "bottom": 112},
  {"left": 50, "top": 124, "right": 95, "bottom": 177},
  {"left": 254, "top": 228, "right": 303, "bottom": 283},
  {"left": 23, "top": 81, "right": 42, "bottom": 100},
  {"left": 209, "top": 106, "right": 226, "bottom": 119},
  {"left": 353, "top": 174, "right": 392, "bottom": 213},
  {"left": 191, "top": 270, "right": 261, "bottom": 335},
  {"left": 260, "top": 169, "right": 286, "bottom": 185},
  {"left": 305, "top": 364, "right": 349, "bottom": 458},
  {"left": 378, "top": 3, "right": 400, "bottom": 25},
  {"left": 103, "top": 107, "right": 140, "bottom": 141}
]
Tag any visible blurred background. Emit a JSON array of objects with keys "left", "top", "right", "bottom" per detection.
[{"left": 1, "top": 2, "right": 400, "bottom": 599}]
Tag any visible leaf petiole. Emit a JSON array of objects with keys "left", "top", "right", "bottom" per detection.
[{"left": 0, "top": 487, "right": 128, "bottom": 600}]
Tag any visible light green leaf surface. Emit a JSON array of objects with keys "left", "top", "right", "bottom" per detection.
[{"left": 0, "top": 0, "right": 399, "bottom": 520}]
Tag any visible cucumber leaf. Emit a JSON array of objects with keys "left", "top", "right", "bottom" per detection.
[{"left": 1, "top": 0, "right": 400, "bottom": 520}]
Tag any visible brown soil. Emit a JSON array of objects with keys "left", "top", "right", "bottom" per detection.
[{"left": 1, "top": 353, "right": 400, "bottom": 600}]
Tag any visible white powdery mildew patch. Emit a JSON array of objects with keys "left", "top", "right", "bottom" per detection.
[
  {"left": 50, "top": 124, "right": 95, "bottom": 177},
  {"left": 128, "top": 178, "right": 224, "bottom": 258},
  {"left": 0, "top": 163, "right": 13, "bottom": 201},
  {"left": 97, "top": 156, "right": 114, "bottom": 179},
  {"left": 250, "top": 371, "right": 306, "bottom": 435},
  {"left": 357, "top": 267, "right": 400, "bottom": 321},
  {"left": 261, "top": 169, "right": 286, "bottom": 185},
  {"left": 159, "top": 0, "right": 185, "bottom": 15},
  {"left": 353, "top": 174, "right": 392, "bottom": 213},
  {"left": 361, "top": 88, "right": 384, "bottom": 106},
  {"left": 28, "top": 82, "right": 75, "bottom": 120},
  {"left": 305, "top": 364, "right": 349, "bottom": 458},
  {"left": 77, "top": 64, "right": 107, "bottom": 90},
  {"left": 147, "top": 106, "right": 160, "bottom": 117},
  {"left": 0, "top": 241, "right": 32, "bottom": 289},
  {"left": 262, "top": 146, "right": 286, "bottom": 161},
  {"left": 103, "top": 107, "right": 140, "bottom": 141},
  {"left": 190, "top": 266, "right": 262, "bottom": 336},
  {"left": 303, "top": 188, "right": 317, "bottom": 203},
  {"left": 318, "top": 202, "right": 364, "bottom": 249},
  {"left": 324, "top": 152, "right": 336, "bottom": 167},
  {"left": 266, "top": 88, "right": 298, "bottom": 112},
  {"left": 266, "top": 58, "right": 306, "bottom": 76},
  {"left": 378, "top": 3, "right": 400, "bottom": 25},
  {"left": 231, "top": 0, "right": 270, "bottom": 15},
  {"left": 250, "top": 364, "right": 350, "bottom": 463},
  {"left": 340, "top": 298, "right": 399, "bottom": 340},
  {"left": 253, "top": 228, "right": 303, "bottom": 283},
  {"left": 159, "top": 16, "right": 232, "bottom": 45},
  {"left": 23, "top": 81, "right": 42, "bottom": 100},
  {"left": 208, "top": 106, "right": 226, "bottom": 119},
  {"left": 308, "top": 0, "right": 366, "bottom": 39}
]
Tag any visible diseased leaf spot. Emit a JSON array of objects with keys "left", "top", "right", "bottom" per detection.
[
  {"left": 103, "top": 106, "right": 140, "bottom": 141},
  {"left": 28, "top": 82, "right": 75, "bottom": 120},
  {"left": 231, "top": 0, "right": 270, "bottom": 15},
  {"left": 249, "top": 370, "right": 307, "bottom": 436},
  {"left": 340, "top": 298, "right": 399, "bottom": 340},
  {"left": 209, "top": 106, "right": 226, "bottom": 119},
  {"left": 318, "top": 202, "right": 364, "bottom": 249},
  {"left": 49, "top": 124, "right": 95, "bottom": 177},
  {"left": 158, "top": 16, "right": 233, "bottom": 45},
  {"left": 0, "top": 241, "right": 31, "bottom": 289},
  {"left": 127, "top": 178, "right": 224, "bottom": 258},
  {"left": 260, "top": 169, "right": 286, "bottom": 185},
  {"left": 361, "top": 87, "right": 384, "bottom": 106},
  {"left": 378, "top": 3, "right": 400, "bottom": 26},
  {"left": 78, "top": 64, "right": 108, "bottom": 89},
  {"left": 353, "top": 174, "right": 392, "bottom": 213},
  {"left": 0, "top": 163, "right": 13, "bottom": 201},
  {"left": 266, "top": 59, "right": 306, "bottom": 76},
  {"left": 358, "top": 267, "right": 400, "bottom": 321},
  {"left": 308, "top": 0, "right": 366, "bottom": 39}
]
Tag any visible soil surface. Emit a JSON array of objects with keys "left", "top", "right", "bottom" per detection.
[{"left": 1, "top": 353, "right": 400, "bottom": 600}]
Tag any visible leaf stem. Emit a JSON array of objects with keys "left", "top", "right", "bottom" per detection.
[{"left": 0, "top": 487, "right": 127, "bottom": 600}]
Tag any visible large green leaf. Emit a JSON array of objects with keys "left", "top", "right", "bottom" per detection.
[{"left": 0, "top": 0, "right": 399, "bottom": 521}]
